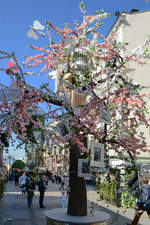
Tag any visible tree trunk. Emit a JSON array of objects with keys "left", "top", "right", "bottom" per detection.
[{"left": 67, "top": 144, "right": 87, "bottom": 216}]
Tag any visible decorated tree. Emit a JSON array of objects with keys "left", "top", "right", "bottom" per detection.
[{"left": 0, "top": 2, "right": 150, "bottom": 216}]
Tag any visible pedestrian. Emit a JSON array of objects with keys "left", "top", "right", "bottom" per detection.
[
  {"left": 58, "top": 175, "right": 62, "bottom": 185},
  {"left": 127, "top": 177, "right": 150, "bottom": 225},
  {"left": 26, "top": 176, "right": 35, "bottom": 207},
  {"left": 59, "top": 180, "right": 65, "bottom": 190},
  {"left": 8, "top": 171, "right": 14, "bottom": 183},
  {"left": 60, "top": 191, "right": 66, "bottom": 208},
  {"left": 38, "top": 174, "right": 47, "bottom": 208},
  {"left": 55, "top": 175, "right": 58, "bottom": 184},
  {"left": 51, "top": 175, "right": 54, "bottom": 183},
  {"left": 46, "top": 170, "right": 51, "bottom": 180},
  {"left": 19, "top": 172, "right": 27, "bottom": 194},
  {"left": 66, "top": 184, "right": 70, "bottom": 198},
  {"left": 44, "top": 175, "right": 48, "bottom": 186},
  {"left": 14, "top": 172, "right": 19, "bottom": 186}
]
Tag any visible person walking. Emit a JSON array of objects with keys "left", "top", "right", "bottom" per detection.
[
  {"left": 38, "top": 174, "right": 47, "bottom": 208},
  {"left": 26, "top": 176, "right": 35, "bottom": 207},
  {"left": 66, "top": 184, "right": 70, "bottom": 198},
  {"left": 60, "top": 191, "right": 66, "bottom": 208},
  {"left": 19, "top": 172, "right": 27, "bottom": 194},
  {"left": 14, "top": 172, "right": 19, "bottom": 186},
  {"left": 51, "top": 175, "right": 54, "bottom": 183},
  {"left": 55, "top": 175, "right": 58, "bottom": 184},
  {"left": 58, "top": 175, "right": 62, "bottom": 185},
  {"left": 44, "top": 175, "right": 48, "bottom": 186},
  {"left": 8, "top": 171, "right": 14, "bottom": 183},
  {"left": 59, "top": 179, "right": 65, "bottom": 190},
  {"left": 127, "top": 177, "right": 150, "bottom": 225}
]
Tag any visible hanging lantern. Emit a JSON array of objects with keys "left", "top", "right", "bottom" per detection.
[{"left": 70, "top": 48, "right": 91, "bottom": 75}]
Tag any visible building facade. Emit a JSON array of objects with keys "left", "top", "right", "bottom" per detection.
[
  {"left": 108, "top": 9, "right": 150, "bottom": 165},
  {"left": 43, "top": 145, "right": 69, "bottom": 175}
]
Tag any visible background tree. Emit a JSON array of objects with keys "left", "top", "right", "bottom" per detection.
[
  {"left": 11, "top": 160, "right": 26, "bottom": 169},
  {"left": 0, "top": 2, "right": 150, "bottom": 216}
]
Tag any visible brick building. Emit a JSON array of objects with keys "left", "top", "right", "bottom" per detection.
[{"left": 44, "top": 145, "right": 69, "bottom": 175}]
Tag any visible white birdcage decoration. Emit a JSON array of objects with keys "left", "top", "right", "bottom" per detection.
[
  {"left": 140, "top": 164, "right": 150, "bottom": 179},
  {"left": 70, "top": 48, "right": 91, "bottom": 75}
]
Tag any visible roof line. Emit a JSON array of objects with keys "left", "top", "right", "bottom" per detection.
[
  {"left": 122, "top": 9, "right": 150, "bottom": 15},
  {"left": 106, "top": 9, "right": 150, "bottom": 37}
]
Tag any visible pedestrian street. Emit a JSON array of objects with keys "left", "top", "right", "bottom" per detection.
[
  {"left": 0, "top": 180, "right": 150, "bottom": 225},
  {"left": 0, "top": 181, "right": 61, "bottom": 225}
]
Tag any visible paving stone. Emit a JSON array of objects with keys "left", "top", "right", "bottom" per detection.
[{"left": 0, "top": 181, "right": 150, "bottom": 225}]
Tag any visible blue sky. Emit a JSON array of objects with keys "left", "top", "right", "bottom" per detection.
[
  {"left": 1, "top": 0, "right": 150, "bottom": 87},
  {"left": 1, "top": 0, "right": 150, "bottom": 162}
]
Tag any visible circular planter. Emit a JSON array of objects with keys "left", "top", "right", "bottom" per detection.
[{"left": 44, "top": 208, "right": 110, "bottom": 225}]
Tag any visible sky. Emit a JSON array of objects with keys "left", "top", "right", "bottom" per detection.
[{"left": 1, "top": 0, "right": 150, "bottom": 163}]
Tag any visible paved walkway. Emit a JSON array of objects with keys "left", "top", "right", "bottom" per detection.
[
  {"left": 0, "top": 181, "right": 150, "bottom": 225},
  {"left": 87, "top": 186, "right": 150, "bottom": 225}
]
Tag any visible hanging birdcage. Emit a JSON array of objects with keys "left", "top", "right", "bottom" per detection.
[
  {"left": 70, "top": 48, "right": 91, "bottom": 75},
  {"left": 140, "top": 164, "right": 150, "bottom": 179}
]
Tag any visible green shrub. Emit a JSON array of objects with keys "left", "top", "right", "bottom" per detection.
[
  {"left": 121, "top": 191, "right": 136, "bottom": 208},
  {"left": 96, "top": 168, "right": 136, "bottom": 208},
  {"left": 120, "top": 168, "right": 136, "bottom": 208},
  {"left": 97, "top": 178, "right": 117, "bottom": 204}
]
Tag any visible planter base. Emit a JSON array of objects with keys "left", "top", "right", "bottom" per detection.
[{"left": 44, "top": 208, "right": 110, "bottom": 225}]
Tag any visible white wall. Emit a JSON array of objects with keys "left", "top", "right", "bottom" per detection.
[{"left": 109, "top": 11, "right": 150, "bottom": 164}]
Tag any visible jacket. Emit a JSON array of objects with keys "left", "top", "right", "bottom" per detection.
[{"left": 38, "top": 179, "right": 46, "bottom": 192}]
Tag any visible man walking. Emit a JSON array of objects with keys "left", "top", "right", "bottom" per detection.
[
  {"left": 19, "top": 172, "right": 27, "bottom": 194},
  {"left": 38, "top": 174, "right": 47, "bottom": 208}
]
